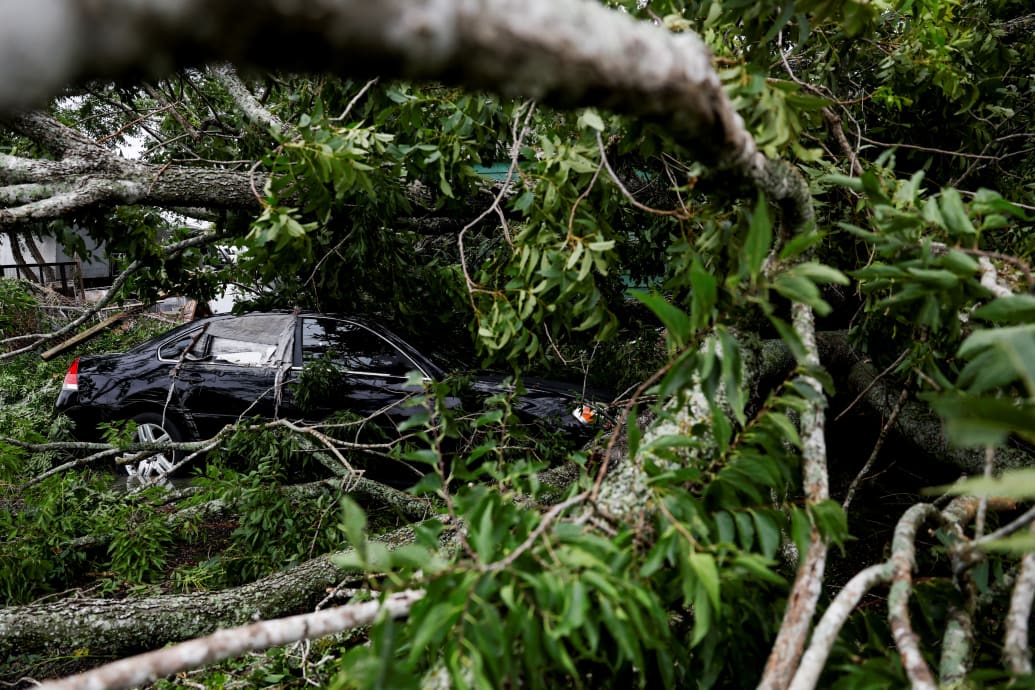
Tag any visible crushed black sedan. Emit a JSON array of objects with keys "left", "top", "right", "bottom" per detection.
[{"left": 55, "top": 312, "right": 613, "bottom": 479}]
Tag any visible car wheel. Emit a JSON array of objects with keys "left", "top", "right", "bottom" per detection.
[{"left": 123, "top": 411, "right": 184, "bottom": 484}]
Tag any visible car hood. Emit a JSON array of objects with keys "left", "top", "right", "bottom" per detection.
[{"left": 466, "top": 371, "right": 611, "bottom": 403}]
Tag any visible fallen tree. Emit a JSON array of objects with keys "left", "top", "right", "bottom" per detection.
[{"left": 1, "top": 0, "right": 1034, "bottom": 689}]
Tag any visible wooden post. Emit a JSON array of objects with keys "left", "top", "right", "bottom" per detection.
[{"left": 40, "top": 311, "right": 130, "bottom": 361}]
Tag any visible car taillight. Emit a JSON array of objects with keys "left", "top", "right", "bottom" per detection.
[
  {"left": 573, "top": 404, "right": 597, "bottom": 425},
  {"left": 62, "top": 358, "right": 79, "bottom": 391}
]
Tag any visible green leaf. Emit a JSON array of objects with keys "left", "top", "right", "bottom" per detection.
[
  {"left": 957, "top": 348, "right": 1023, "bottom": 395},
  {"left": 578, "top": 108, "right": 605, "bottom": 132},
  {"left": 929, "top": 394, "right": 1035, "bottom": 447},
  {"left": 972, "top": 296, "right": 1035, "bottom": 324},
  {"left": 566, "top": 579, "right": 589, "bottom": 631},
  {"left": 822, "top": 173, "right": 863, "bottom": 192},
  {"left": 939, "top": 188, "right": 976, "bottom": 237},
  {"left": 933, "top": 468, "right": 1035, "bottom": 499},
  {"left": 690, "top": 257, "right": 718, "bottom": 331},
  {"left": 752, "top": 511, "right": 781, "bottom": 560},
  {"left": 339, "top": 496, "right": 368, "bottom": 556},
  {"left": 640, "top": 537, "right": 670, "bottom": 578},
  {"left": 790, "top": 508, "right": 812, "bottom": 559},
  {"left": 733, "top": 511, "right": 756, "bottom": 551},
  {"left": 473, "top": 504, "right": 496, "bottom": 563},
  {"left": 958, "top": 325, "right": 1035, "bottom": 396},
  {"left": 599, "top": 598, "right": 641, "bottom": 666},
  {"left": 906, "top": 267, "right": 959, "bottom": 289},
  {"left": 743, "top": 192, "right": 772, "bottom": 280},
  {"left": 809, "top": 500, "right": 849, "bottom": 548},
  {"left": 791, "top": 262, "right": 849, "bottom": 285},
  {"left": 765, "top": 411, "right": 802, "bottom": 449},
  {"left": 772, "top": 273, "right": 830, "bottom": 316},
  {"left": 715, "top": 512, "right": 736, "bottom": 544},
  {"left": 406, "top": 599, "right": 463, "bottom": 665},
  {"left": 626, "top": 410, "right": 641, "bottom": 459},
  {"left": 732, "top": 553, "right": 785, "bottom": 585},
  {"left": 631, "top": 290, "right": 691, "bottom": 349},
  {"left": 768, "top": 315, "right": 808, "bottom": 363},
  {"left": 941, "top": 249, "right": 980, "bottom": 276},
  {"left": 689, "top": 551, "right": 721, "bottom": 612},
  {"left": 690, "top": 589, "right": 713, "bottom": 648},
  {"left": 719, "top": 328, "right": 746, "bottom": 426},
  {"left": 474, "top": 409, "right": 505, "bottom": 428},
  {"left": 779, "top": 230, "right": 825, "bottom": 260}
]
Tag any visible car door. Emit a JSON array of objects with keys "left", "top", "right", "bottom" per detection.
[
  {"left": 173, "top": 314, "right": 295, "bottom": 436},
  {"left": 285, "top": 316, "right": 428, "bottom": 429}
]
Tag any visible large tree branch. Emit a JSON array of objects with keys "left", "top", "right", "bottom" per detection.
[
  {"left": 757, "top": 304, "right": 829, "bottom": 690},
  {"left": 0, "top": 0, "right": 756, "bottom": 172},
  {"left": 37, "top": 589, "right": 426, "bottom": 690},
  {"left": 0, "top": 158, "right": 266, "bottom": 228},
  {"left": 4, "top": 110, "right": 112, "bottom": 158},
  {"left": 209, "top": 63, "right": 289, "bottom": 134},
  {"left": 1004, "top": 527, "right": 1035, "bottom": 675},
  {"left": 0, "top": 2, "right": 818, "bottom": 251},
  {"left": 787, "top": 497, "right": 983, "bottom": 690},
  {"left": 1, "top": 111, "right": 265, "bottom": 226},
  {"left": 0, "top": 522, "right": 434, "bottom": 667}
]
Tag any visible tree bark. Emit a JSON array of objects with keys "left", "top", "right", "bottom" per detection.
[
  {"left": 38, "top": 590, "right": 426, "bottom": 690},
  {"left": 0, "top": 524, "right": 425, "bottom": 679},
  {"left": 3, "top": 230, "right": 37, "bottom": 281},
  {"left": 759, "top": 332, "right": 1035, "bottom": 475},
  {"left": 0, "top": 0, "right": 753, "bottom": 170},
  {"left": 0, "top": 154, "right": 265, "bottom": 229}
]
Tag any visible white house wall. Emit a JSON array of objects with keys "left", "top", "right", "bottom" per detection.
[{"left": 0, "top": 229, "right": 110, "bottom": 281}]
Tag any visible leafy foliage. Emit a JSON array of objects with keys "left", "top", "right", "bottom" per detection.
[{"left": 0, "top": 278, "right": 39, "bottom": 341}]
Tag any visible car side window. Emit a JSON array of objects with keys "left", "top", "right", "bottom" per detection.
[
  {"left": 158, "top": 330, "right": 201, "bottom": 361},
  {"left": 184, "top": 314, "right": 293, "bottom": 367},
  {"left": 301, "top": 318, "right": 417, "bottom": 377},
  {"left": 202, "top": 335, "right": 276, "bottom": 366}
]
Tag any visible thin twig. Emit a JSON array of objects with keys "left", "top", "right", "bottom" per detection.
[
  {"left": 967, "top": 503, "right": 1035, "bottom": 554},
  {"left": 95, "top": 103, "right": 177, "bottom": 144},
  {"left": 833, "top": 348, "right": 909, "bottom": 422},
  {"left": 483, "top": 491, "right": 588, "bottom": 573},
  {"left": 332, "top": 78, "right": 379, "bottom": 122},
  {"left": 842, "top": 388, "right": 908, "bottom": 510},
  {"left": 595, "top": 131, "right": 687, "bottom": 219},
  {"left": 974, "top": 447, "right": 996, "bottom": 539},
  {"left": 857, "top": 133, "right": 1001, "bottom": 161},
  {"left": 457, "top": 101, "right": 536, "bottom": 302}
]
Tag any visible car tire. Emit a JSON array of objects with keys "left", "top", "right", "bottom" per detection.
[{"left": 124, "top": 411, "right": 185, "bottom": 484}]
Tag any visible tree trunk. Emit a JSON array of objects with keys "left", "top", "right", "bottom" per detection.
[
  {"left": 4, "top": 230, "right": 37, "bottom": 282},
  {"left": 20, "top": 231, "right": 56, "bottom": 283},
  {"left": 0, "top": 525, "right": 426, "bottom": 680}
]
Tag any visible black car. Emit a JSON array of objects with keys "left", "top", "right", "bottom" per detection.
[{"left": 55, "top": 312, "right": 612, "bottom": 479}]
